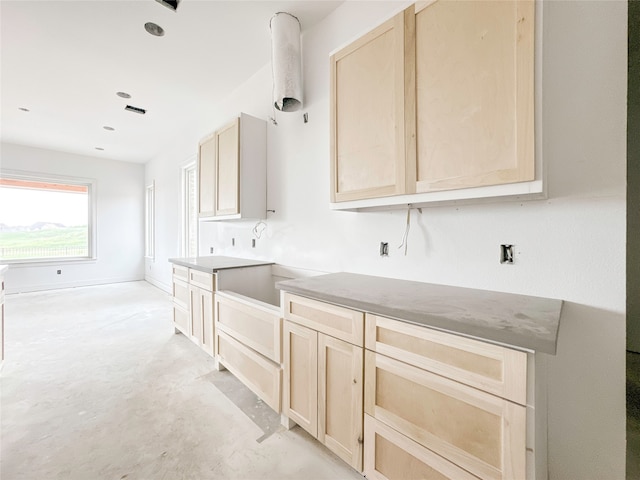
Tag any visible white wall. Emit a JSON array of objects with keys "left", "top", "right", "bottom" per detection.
[
  {"left": 145, "top": 1, "right": 627, "bottom": 478},
  {"left": 1, "top": 143, "right": 145, "bottom": 293}
]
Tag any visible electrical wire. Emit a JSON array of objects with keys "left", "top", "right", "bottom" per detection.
[
  {"left": 397, "top": 206, "right": 422, "bottom": 256},
  {"left": 252, "top": 220, "right": 267, "bottom": 239},
  {"left": 398, "top": 207, "right": 411, "bottom": 256}
]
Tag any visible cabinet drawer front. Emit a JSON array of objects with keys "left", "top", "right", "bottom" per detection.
[
  {"left": 215, "top": 292, "right": 282, "bottom": 363},
  {"left": 365, "top": 314, "right": 527, "bottom": 404},
  {"left": 283, "top": 320, "right": 318, "bottom": 437},
  {"left": 364, "top": 415, "right": 478, "bottom": 480},
  {"left": 173, "top": 306, "right": 190, "bottom": 335},
  {"left": 318, "top": 334, "right": 364, "bottom": 471},
  {"left": 189, "top": 269, "right": 215, "bottom": 291},
  {"left": 283, "top": 293, "right": 364, "bottom": 346},
  {"left": 217, "top": 330, "right": 281, "bottom": 413},
  {"left": 172, "top": 264, "right": 189, "bottom": 281},
  {"left": 172, "top": 278, "right": 190, "bottom": 310},
  {"left": 365, "top": 351, "right": 525, "bottom": 480}
]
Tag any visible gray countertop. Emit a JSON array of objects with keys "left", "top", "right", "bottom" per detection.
[
  {"left": 169, "top": 256, "right": 274, "bottom": 273},
  {"left": 277, "top": 272, "right": 563, "bottom": 354}
]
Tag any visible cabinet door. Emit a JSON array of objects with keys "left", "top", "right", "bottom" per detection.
[
  {"left": 173, "top": 306, "right": 190, "bottom": 336},
  {"left": 318, "top": 334, "right": 364, "bottom": 471},
  {"left": 283, "top": 320, "right": 318, "bottom": 437},
  {"left": 215, "top": 118, "right": 240, "bottom": 216},
  {"left": 189, "top": 286, "right": 203, "bottom": 346},
  {"left": 414, "top": 0, "right": 534, "bottom": 192},
  {"left": 365, "top": 351, "right": 525, "bottom": 480},
  {"left": 330, "top": 9, "right": 415, "bottom": 202},
  {"left": 198, "top": 134, "right": 216, "bottom": 216},
  {"left": 200, "top": 288, "right": 214, "bottom": 356}
]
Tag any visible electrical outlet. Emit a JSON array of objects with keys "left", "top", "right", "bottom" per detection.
[
  {"left": 252, "top": 239, "right": 256, "bottom": 248},
  {"left": 380, "top": 242, "right": 389, "bottom": 257},
  {"left": 210, "top": 247, "right": 214, "bottom": 254},
  {"left": 231, "top": 238, "right": 235, "bottom": 247},
  {"left": 56, "top": 269, "right": 62, "bottom": 275},
  {"left": 500, "top": 244, "right": 514, "bottom": 264}
]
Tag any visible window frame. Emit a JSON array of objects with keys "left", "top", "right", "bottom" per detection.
[
  {"left": 0, "top": 169, "right": 97, "bottom": 266},
  {"left": 145, "top": 181, "right": 155, "bottom": 260},
  {"left": 181, "top": 159, "right": 198, "bottom": 258}
]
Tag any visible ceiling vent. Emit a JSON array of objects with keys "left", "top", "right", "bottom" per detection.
[
  {"left": 155, "top": 0, "right": 180, "bottom": 11},
  {"left": 125, "top": 105, "right": 146, "bottom": 115}
]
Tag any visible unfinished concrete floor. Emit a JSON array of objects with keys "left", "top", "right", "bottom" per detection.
[{"left": 1, "top": 281, "right": 363, "bottom": 480}]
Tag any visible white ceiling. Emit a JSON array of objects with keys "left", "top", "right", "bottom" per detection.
[{"left": 0, "top": 0, "right": 343, "bottom": 164}]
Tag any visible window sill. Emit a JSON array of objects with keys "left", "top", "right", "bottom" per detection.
[{"left": 1, "top": 257, "right": 97, "bottom": 268}]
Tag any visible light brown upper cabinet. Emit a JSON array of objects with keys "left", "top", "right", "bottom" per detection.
[
  {"left": 282, "top": 293, "right": 365, "bottom": 471},
  {"left": 198, "top": 113, "right": 266, "bottom": 220},
  {"left": 330, "top": 1, "right": 536, "bottom": 206}
]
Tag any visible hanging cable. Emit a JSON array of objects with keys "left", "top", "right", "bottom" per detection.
[
  {"left": 398, "top": 206, "right": 411, "bottom": 256},
  {"left": 397, "top": 206, "right": 423, "bottom": 256}
]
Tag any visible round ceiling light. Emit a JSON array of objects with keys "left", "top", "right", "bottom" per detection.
[
  {"left": 144, "top": 22, "right": 165, "bottom": 37},
  {"left": 116, "top": 92, "right": 131, "bottom": 99},
  {"left": 103, "top": 126, "right": 115, "bottom": 131}
]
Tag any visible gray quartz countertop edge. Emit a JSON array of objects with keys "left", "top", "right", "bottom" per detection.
[
  {"left": 169, "top": 256, "right": 274, "bottom": 273},
  {"left": 277, "top": 272, "right": 563, "bottom": 355}
]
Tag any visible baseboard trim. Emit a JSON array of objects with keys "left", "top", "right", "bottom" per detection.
[{"left": 145, "top": 275, "right": 171, "bottom": 294}]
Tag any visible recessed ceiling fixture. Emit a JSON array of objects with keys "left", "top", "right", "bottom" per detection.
[
  {"left": 155, "top": 0, "right": 180, "bottom": 12},
  {"left": 95, "top": 147, "right": 105, "bottom": 151},
  {"left": 18, "top": 107, "right": 30, "bottom": 112},
  {"left": 125, "top": 105, "right": 146, "bottom": 115},
  {"left": 103, "top": 126, "right": 115, "bottom": 131},
  {"left": 116, "top": 92, "right": 131, "bottom": 99},
  {"left": 144, "top": 22, "right": 165, "bottom": 37}
]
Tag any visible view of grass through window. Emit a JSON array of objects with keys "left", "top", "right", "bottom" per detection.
[{"left": 0, "top": 177, "right": 89, "bottom": 261}]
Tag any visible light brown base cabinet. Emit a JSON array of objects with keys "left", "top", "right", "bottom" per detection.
[
  {"left": 171, "top": 264, "right": 215, "bottom": 357},
  {"left": 282, "top": 293, "right": 364, "bottom": 471},
  {"left": 280, "top": 292, "right": 547, "bottom": 480}
]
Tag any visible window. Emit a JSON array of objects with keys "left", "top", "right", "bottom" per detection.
[
  {"left": 182, "top": 162, "right": 198, "bottom": 257},
  {"left": 145, "top": 182, "right": 155, "bottom": 259},
  {"left": 0, "top": 171, "right": 95, "bottom": 263}
]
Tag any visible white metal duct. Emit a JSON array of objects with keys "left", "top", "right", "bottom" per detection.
[{"left": 270, "top": 12, "right": 302, "bottom": 112}]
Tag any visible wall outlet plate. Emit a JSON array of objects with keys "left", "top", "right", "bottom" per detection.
[{"left": 500, "top": 244, "right": 514, "bottom": 264}]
